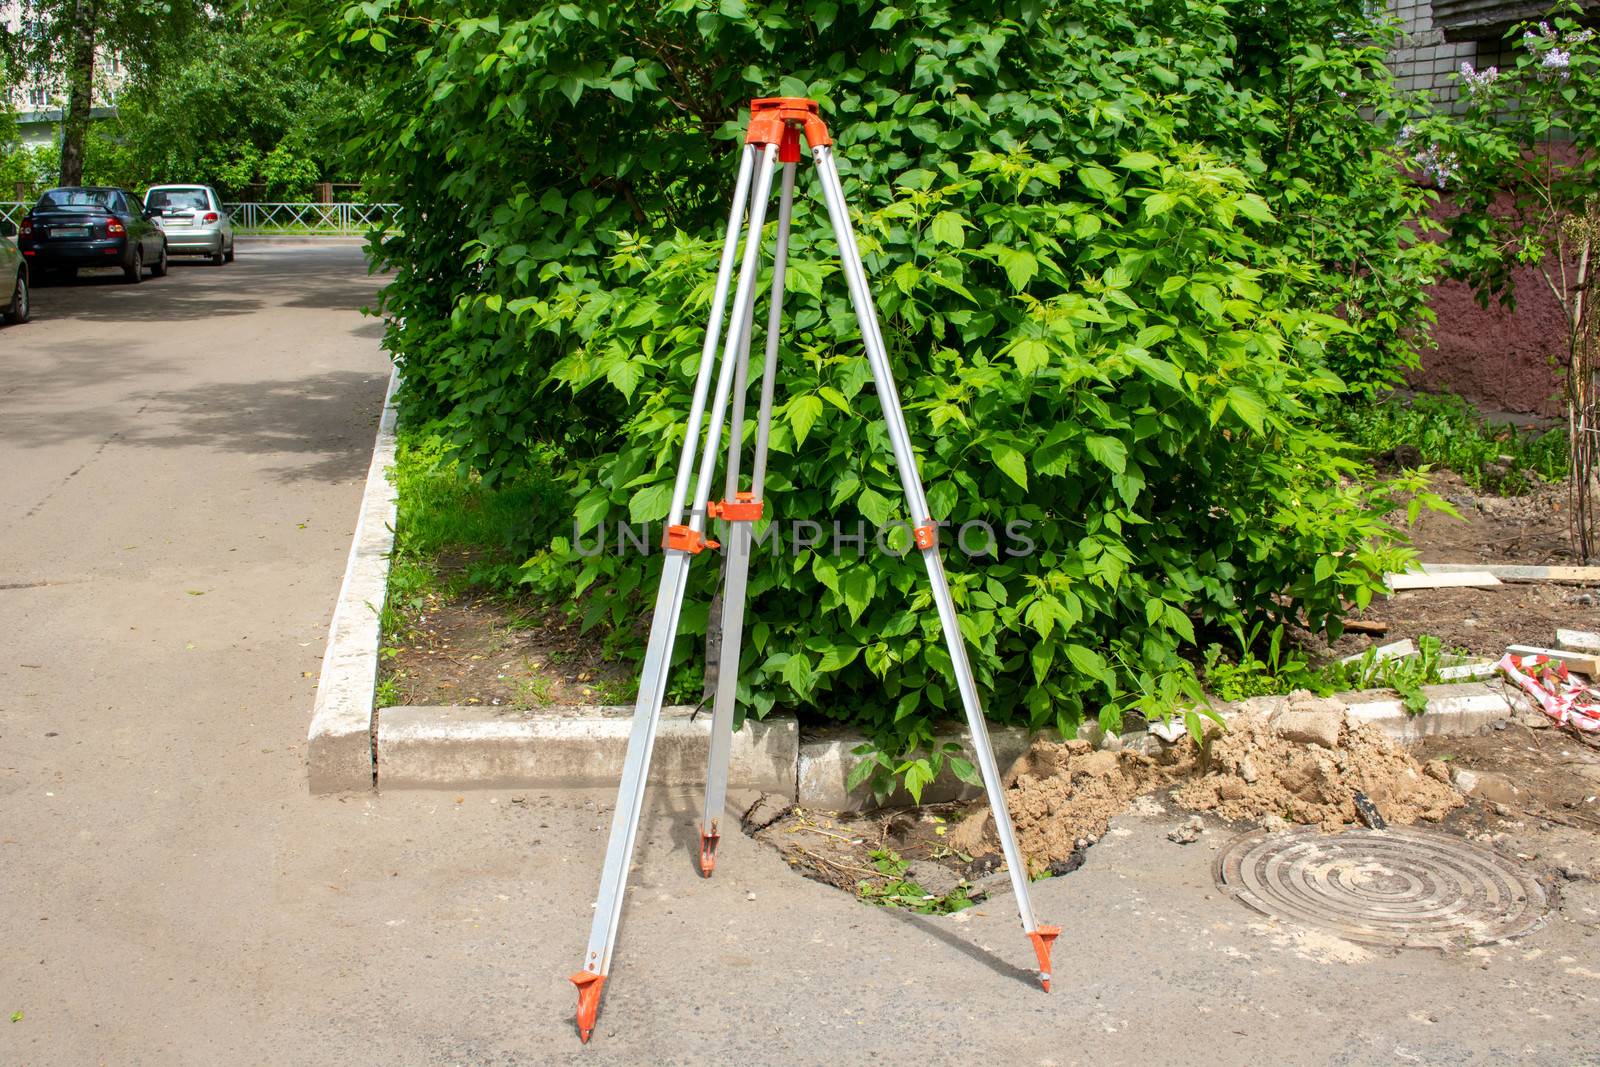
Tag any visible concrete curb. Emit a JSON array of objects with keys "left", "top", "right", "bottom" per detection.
[
  {"left": 367, "top": 680, "right": 1520, "bottom": 808},
  {"left": 376, "top": 704, "right": 798, "bottom": 793},
  {"left": 306, "top": 365, "right": 399, "bottom": 792}
]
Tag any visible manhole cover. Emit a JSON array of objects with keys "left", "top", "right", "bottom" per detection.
[{"left": 1215, "top": 826, "right": 1548, "bottom": 949}]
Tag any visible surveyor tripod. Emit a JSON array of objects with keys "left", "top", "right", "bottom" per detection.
[{"left": 569, "top": 98, "right": 1057, "bottom": 1042}]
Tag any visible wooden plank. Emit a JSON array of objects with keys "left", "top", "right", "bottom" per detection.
[
  {"left": 1385, "top": 570, "right": 1502, "bottom": 590},
  {"left": 1557, "top": 629, "right": 1600, "bottom": 654},
  {"left": 1422, "top": 562, "right": 1600, "bottom": 584},
  {"left": 1343, "top": 619, "right": 1388, "bottom": 636},
  {"left": 1506, "top": 645, "right": 1600, "bottom": 676}
]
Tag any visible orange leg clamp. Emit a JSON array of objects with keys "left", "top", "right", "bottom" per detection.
[
  {"left": 913, "top": 521, "right": 938, "bottom": 550},
  {"left": 1027, "top": 926, "right": 1062, "bottom": 992},
  {"left": 570, "top": 970, "right": 605, "bottom": 1042},
  {"left": 707, "top": 492, "right": 764, "bottom": 522},
  {"left": 663, "top": 524, "right": 719, "bottom": 554},
  {"left": 699, "top": 823, "right": 720, "bottom": 877}
]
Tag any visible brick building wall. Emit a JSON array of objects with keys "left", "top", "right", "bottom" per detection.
[{"left": 1390, "top": 0, "right": 1482, "bottom": 105}]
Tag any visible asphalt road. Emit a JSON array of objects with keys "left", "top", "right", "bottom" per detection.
[{"left": 4, "top": 244, "right": 1600, "bottom": 1066}]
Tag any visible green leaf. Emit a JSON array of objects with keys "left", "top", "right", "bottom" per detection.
[
  {"left": 1078, "top": 166, "right": 1118, "bottom": 198},
  {"left": 903, "top": 759, "right": 935, "bottom": 803},
  {"left": 1085, "top": 435, "right": 1127, "bottom": 475},
  {"left": 1225, "top": 386, "right": 1267, "bottom": 434},
  {"left": 1126, "top": 352, "right": 1181, "bottom": 389},
  {"left": 817, "top": 386, "right": 851, "bottom": 413},
  {"left": 628, "top": 483, "right": 672, "bottom": 524},
  {"left": 1065, "top": 644, "right": 1112, "bottom": 684},
  {"left": 989, "top": 445, "right": 1028, "bottom": 489},
  {"left": 781, "top": 651, "right": 815, "bottom": 693},
  {"left": 857, "top": 487, "right": 894, "bottom": 527},
  {"left": 840, "top": 566, "right": 875, "bottom": 623},
  {"left": 1144, "top": 191, "right": 1176, "bottom": 217},
  {"left": 929, "top": 211, "right": 966, "bottom": 247},
  {"left": 575, "top": 491, "right": 610, "bottom": 534},
  {"left": 606, "top": 359, "right": 641, "bottom": 400},
  {"left": 846, "top": 754, "right": 879, "bottom": 792},
  {"left": 788, "top": 394, "right": 824, "bottom": 445},
  {"left": 1118, "top": 151, "right": 1161, "bottom": 171},
  {"left": 948, "top": 756, "right": 981, "bottom": 786},
  {"left": 998, "top": 247, "right": 1037, "bottom": 291},
  {"left": 1010, "top": 337, "right": 1049, "bottom": 375}
]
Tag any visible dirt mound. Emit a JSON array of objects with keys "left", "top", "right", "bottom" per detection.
[
  {"left": 956, "top": 739, "right": 1191, "bottom": 875},
  {"left": 974, "top": 695, "right": 1464, "bottom": 869},
  {"left": 1176, "top": 708, "right": 1464, "bottom": 831}
]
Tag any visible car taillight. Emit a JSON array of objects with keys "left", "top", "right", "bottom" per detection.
[
  {"left": 106, "top": 219, "right": 126, "bottom": 236},
  {"left": 19, "top": 219, "right": 32, "bottom": 237},
  {"left": 202, "top": 212, "right": 219, "bottom": 223}
]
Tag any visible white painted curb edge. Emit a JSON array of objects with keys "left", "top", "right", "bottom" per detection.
[
  {"left": 307, "top": 365, "right": 399, "bottom": 793},
  {"left": 384, "top": 679, "right": 1522, "bottom": 811}
]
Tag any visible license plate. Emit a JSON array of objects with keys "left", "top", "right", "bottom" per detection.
[
  {"left": 163, "top": 217, "right": 191, "bottom": 227},
  {"left": 53, "top": 226, "right": 88, "bottom": 238}
]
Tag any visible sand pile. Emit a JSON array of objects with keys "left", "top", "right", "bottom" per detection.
[
  {"left": 960, "top": 691, "right": 1465, "bottom": 869},
  {"left": 1176, "top": 699, "right": 1464, "bottom": 831},
  {"left": 950, "top": 739, "right": 1188, "bottom": 874}
]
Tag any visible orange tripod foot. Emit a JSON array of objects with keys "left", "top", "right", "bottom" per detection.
[
  {"left": 570, "top": 971, "right": 605, "bottom": 1043},
  {"left": 1027, "top": 926, "right": 1061, "bottom": 991},
  {"left": 698, "top": 825, "right": 720, "bottom": 877}
]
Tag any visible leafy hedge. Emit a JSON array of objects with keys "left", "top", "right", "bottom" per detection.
[{"left": 289, "top": 0, "right": 1431, "bottom": 770}]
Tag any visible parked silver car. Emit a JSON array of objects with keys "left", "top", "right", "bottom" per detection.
[
  {"left": 144, "top": 184, "right": 235, "bottom": 265},
  {"left": 0, "top": 222, "right": 28, "bottom": 324}
]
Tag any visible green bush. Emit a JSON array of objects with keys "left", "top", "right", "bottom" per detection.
[{"left": 289, "top": 0, "right": 1436, "bottom": 773}]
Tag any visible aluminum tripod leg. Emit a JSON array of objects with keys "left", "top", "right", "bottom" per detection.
[
  {"left": 569, "top": 144, "right": 779, "bottom": 1042},
  {"left": 812, "top": 144, "right": 1061, "bottom": 988},
  {"left": 699, "top": 160, "right": 797, "bottom": 875}
]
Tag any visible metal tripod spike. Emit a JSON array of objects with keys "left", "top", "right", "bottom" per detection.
[{"left": 569, "top": 98, "right": 1058, "bottom": 1044}]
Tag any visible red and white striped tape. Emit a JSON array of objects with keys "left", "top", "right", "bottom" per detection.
[{"left": 1496, "top": 653, "right": 1600, "bottom": 732}]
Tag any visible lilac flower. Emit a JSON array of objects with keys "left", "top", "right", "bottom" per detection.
[
  {"left": 1541, "top": 48, "right": 1572, "bottom": 78},
  {"left": 1414, "top": 144, "right": 1459, "bottom": 189},
  {"left": 1460, "top": 62, "right": 1500, "bottom": 95},
  {"left": 1564, "top": 28, "right": 1595, "bottom": 45}
]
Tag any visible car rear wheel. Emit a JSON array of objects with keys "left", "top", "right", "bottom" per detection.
[
  {"left": 151, "top": 243, "right": 169, "bottom": 277},
  {"left": 223, "top": 240, "right": 235, "bottom": 264},
  {"left": 124, "top": 244, "right": 143, "bottom": 284},
  {"left": 210, "top": 240, "right": 225, "bottom": 266},
  {"left": 3, "top": 272, "right": 28, "bottom": 324}
]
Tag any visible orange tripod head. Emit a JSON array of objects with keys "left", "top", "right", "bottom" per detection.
[{"left": 745, "top": 97, "right": 832, "bottom": 162}]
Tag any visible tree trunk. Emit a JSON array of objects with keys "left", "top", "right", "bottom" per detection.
[{"left": 58, "top": 0, "right": 98, "bottom": 187}]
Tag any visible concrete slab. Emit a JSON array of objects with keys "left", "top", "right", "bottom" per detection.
[
  {"left": 306, "top": 366, "right": 398, "bottom": 793},
  {"left": 1343, "top": 681, "right": 1511, "bottom": 742},
  {"left": 377, "top": 704, "right": 798, "bottom": 794}
]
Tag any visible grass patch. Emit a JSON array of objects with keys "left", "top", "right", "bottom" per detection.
[
  {"left": 390, "top": 430, "right": 562, "bottom": 590},
  {"left": 1203, "top": 625, "right": 1452, "bottom": 715},
  {"left": 1333, "top": 392, "right": 1566, "bottom": 494}
]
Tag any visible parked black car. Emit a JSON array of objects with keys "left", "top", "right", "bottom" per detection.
[{"left": 19, "top": 186, "right": 168, "bottom": 284}]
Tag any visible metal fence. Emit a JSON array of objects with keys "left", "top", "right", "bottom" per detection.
[
  {"left": 224, "top": 202, "right": 400, "bottom": 234},
  {"left": 0, "top": 201, "right": 399, "bottom": 235}
]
